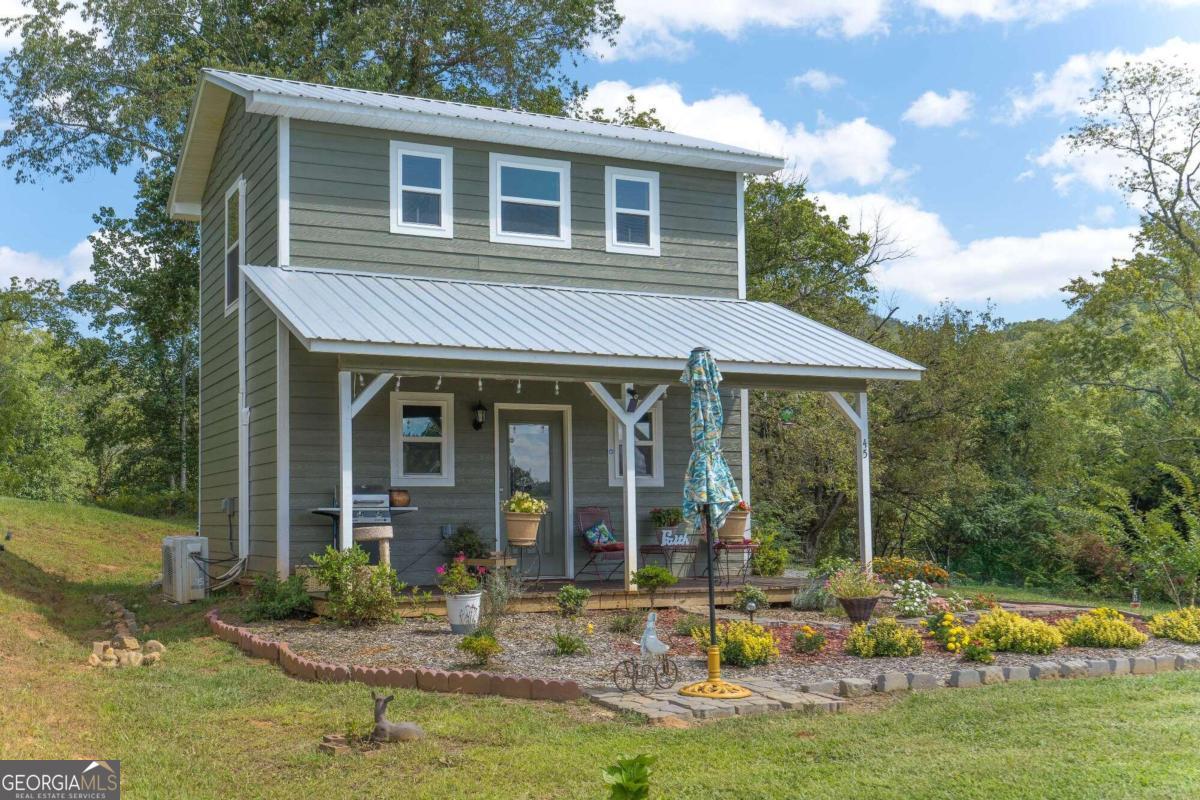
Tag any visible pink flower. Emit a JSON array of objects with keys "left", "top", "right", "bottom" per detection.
[
  {"left": 477, "top": 566, "right": 488, "bottom": 575},
  {"left": 435, "top": 565, "right": 446, "bottom": 575},
  {"left": 454, "top": 552, "right": 466, "bottom": 563}
]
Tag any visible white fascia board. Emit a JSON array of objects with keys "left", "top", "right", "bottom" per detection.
[
  {"left": 303, "top": 338, "right": 924, "bottom": 382},
  {"left": 171, "top": 201, "right": 203, "bottom": 221},
  {"left": 243, "top": 93, "right": 785, "bottom": 175}
]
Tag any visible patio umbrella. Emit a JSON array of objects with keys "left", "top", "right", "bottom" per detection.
[{"left": 678, "top": 347, "right": 751, "bottom": 699}]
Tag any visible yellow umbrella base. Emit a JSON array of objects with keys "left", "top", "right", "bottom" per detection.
[{"left": 678, "top": 678, "right": 752, "bottom": 699}]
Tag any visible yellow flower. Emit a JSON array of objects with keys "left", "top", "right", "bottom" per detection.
[{"left": 585, "top": 622, "right": 595, "bottom": 635}]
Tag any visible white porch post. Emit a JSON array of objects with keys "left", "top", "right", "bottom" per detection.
[
  {"left": 585, "top": 382, "right": 669, "bottom": 591},
  {"left": 827, "top": 390, "right": 873, "bottom": 570},
  {"left": 338, "top": 370, "right": 354, "bottom": 550}
]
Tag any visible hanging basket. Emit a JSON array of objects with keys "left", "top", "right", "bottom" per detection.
[
  {"left": 716, "top": 510, "right": 750, "bottom": 544},
  {"left": 504, "top": 511, "right": 542, "bottom": 547},
  {"left": 838, "top": 596, "right": 879, "bottom": 625}
]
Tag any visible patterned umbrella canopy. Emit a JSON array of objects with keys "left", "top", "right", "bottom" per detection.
[{"left": 681, "top": 347, "right": 743, "bottom": 534}]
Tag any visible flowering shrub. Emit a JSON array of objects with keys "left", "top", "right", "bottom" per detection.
[
  {"left": 436, "top": 554, "right": 480, "bottom": 595},
  {"left": 872, "top": 556, "right": 949, "bottom": 585},
  {"left": 826, "top": 567, "right": 883, "bottom": 599},
  {"left": 970, "top": 608, "right": 1063, "bottom": 654},
  {"left": 1057, "top": 607, "right": 1147, "bottom": 648},
  {"left": 458, "top": 630, "right": 502, "bottom": 665},
  {"left": 962, "top": 638, "right": 995, "bottom": 664},
  {"left": 793, "top": 625, "right": 826, "bottom": 654},
  {"left": 1147, "top": 606, "right": 1200, "bottom": 644},
  {"left": 891, "top": 579, "right": 937, "bottom": 617},
  {"left": 502, "top": 490, "right": 549, "bottom": 514},
  {"left": 844, "top": 618, "right": 924, "bottom": 658},
  {"left": 691, "top": 620, "right": 778, "bottom": 667}
]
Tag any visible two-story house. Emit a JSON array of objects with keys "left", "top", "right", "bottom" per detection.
[{"left": 168, "top": 70, "right": 922, "bottom": 589}]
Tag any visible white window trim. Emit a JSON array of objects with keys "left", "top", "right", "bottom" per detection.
[
  {"left": 605, "top": 166, "right": 660, "bottom": 256},
  {"left": 390, "top": 391, "right": 455, "bottom": 487},
  {"left": 606, "top": 385, "right": 664, "bottom": 488},
  {"left": 389, "top": 141, "right": 454, "bottom": 238},
  {"left": 489, "top": 152, "right": 571, "bottom": 249},
  {"left": 223, "top": 176, "right": 245, "bottom": 316}
]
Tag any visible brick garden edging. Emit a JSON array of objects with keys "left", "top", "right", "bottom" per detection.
[{"left": 204, "top": 609, "right": 583, "bottom": 703}]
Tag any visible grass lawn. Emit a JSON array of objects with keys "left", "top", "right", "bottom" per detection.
[
  {"left": 2, "top": 496, "right": 1199, "bottom": 799},
  {"left": 951, "top": 579, "right": 1178, "bottom": 616}
]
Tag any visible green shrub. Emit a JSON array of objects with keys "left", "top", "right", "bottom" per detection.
[
  {"left": 793, "top": 625, "right": 826, "bottom": 654},
  {"left": 970, "top": 608, "right": 1063, "bottom": 654},
  {"left": 442, "top": 525, "right": 491, "bottom": 560},
  {"left": 674, "top": 613, "right": 706, "bottom": 639},
  {"left": 1147, "top": 606, "right": 1200, "bottom": 644},
  {"left": 749, "top": 525, "right": 787, "bottom": 577},
  {"left": 732, "top": 584, "right": 769, "bottom": 614},
  {"left": 791, "top": 583, "right": 834, "bottom": 611},
  {"left": 608, "top": 611, "right": 641, "bottom": 636},
  {"left": 602, "top": 754, "right": 655, "bottom": 800},
  {"left": 631, "top": 565, "right": 678, "bottom": 608},
  {"left": 242, "top": 573, "right": 313, "bottom": 621},
  {"left": 649, "top": 508, "right": 684, "bottom": 528},
  {"left": 691, "top": 620, "right": 778, "bottom": 667},
  {"left": 962, "top": 638, "right": 995, "bottom": 664},
  {"left": 555, "top": 584, "right": 591, "bottom": 617},
  {"left": 309, "top": 545, "right": 403, "bottom": 626},
  {"left": 826, "top": 567, "right": 882, "bottom": 599},
  {"left": 551, "top": 627, "right": 588, "bottom": 656},
  {"left": 844, "top": 618, "right": 923, "bottom": 658},
  {"left": 458, "top": 630, "right": 502, "bottom": 665},
  {"left": 1057, "top": 607, "right": 1147, "bottom": 648}
]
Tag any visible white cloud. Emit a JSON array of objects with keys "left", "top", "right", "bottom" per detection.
[
  {"left": 1091, "top": 205, "right": 1116, "bottom": 224},
  {"left": 789, "top": 69, "right": 845, "bottom": 92},
  {"left": 1008, "top": 37, "right": 1200, "bottom": 122},
  {"left": 0, "top": 237, "right": 93, "bottom": 286},
  {"left": 814, "top": 191, "right": 1135, "bottom": 303},
  {"left": 901, "top": 89, "right": 974, "bottom": 127},
  {"left": 600, "top": 0, "right": 889, "bottom": 59},
  {"left": 586, "top": 80, "right": 900, "bottom": 186},
  {"left": 914, "top": 0, "right": 1094, "bottom": 23},
  {"left": 0, "top": 0, "right": 99, "bottom": 50},
  {"left": 1032, "top": 136, "right": 1127, "bottom": 194}
]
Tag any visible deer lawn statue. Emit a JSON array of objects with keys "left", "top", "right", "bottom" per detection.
[{"left": 371, "top": 691, "right": 425, "bottom": 743}]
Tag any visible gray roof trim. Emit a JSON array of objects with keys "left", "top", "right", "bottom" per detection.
[{"left": 244, "top": 264, "right": 923, "bottom": 383}]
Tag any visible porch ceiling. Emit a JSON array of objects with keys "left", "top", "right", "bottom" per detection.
[{"left": 245, "top": 264, "right": 924, "bottom": 389}]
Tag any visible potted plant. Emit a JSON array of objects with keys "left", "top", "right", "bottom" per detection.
[
  {"left": 502, "top": 491, "right": 549, "bottom": 547},
  {"left": 826, "top": 566, "right": 883, "bottom": 624},
  {"left": 716, "top": 500, "right": 751, "bottom": 544},
  {"left": 436, "top": 554, "right": 483, "bottom": 633}
]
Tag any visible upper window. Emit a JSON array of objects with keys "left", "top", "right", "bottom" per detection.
[
  {"left": 224, "top": 177, "right": 245, "bottom": 315},
  {"left": 607, "top": 385, "right": 664, "bottom": 487},
  {"left": 489, "top": 153, "right": 571, "bottom": 248},
  {"left": 605, "top": 167, "right": 660, "bottom": 256},
  {"left": 390, "top": 392, "right": 455, "bottom": 486},
  {"left": 390, "top": 141, "right": 453, "bottom": 238}
]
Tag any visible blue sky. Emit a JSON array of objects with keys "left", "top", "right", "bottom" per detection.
[{"left": 2, "top": 0, "right": 1199, "bottom": 322}]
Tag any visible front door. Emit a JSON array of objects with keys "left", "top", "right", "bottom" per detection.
[{"left": 498, "top": 409, "right": 566, "bottom": 578}]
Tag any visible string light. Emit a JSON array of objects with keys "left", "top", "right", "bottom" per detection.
[
  {"left": 478, "top": 378, "right": 483, "bottom": 392},
  {"left": 554, "top": 381, "right": 559, "bottom": 396},
  {"left": 517, "top": 379, "right": 522, "bottom": 394}
]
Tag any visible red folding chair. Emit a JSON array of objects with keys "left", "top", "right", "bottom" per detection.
[{"left": 574, "top": 506, "right": 625, "bottom": 581}]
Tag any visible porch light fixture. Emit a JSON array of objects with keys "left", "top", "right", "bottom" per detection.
[
  {"left": 472, "top": 401, "right": 487, "bottom": 431},
  {"left": 625, "top": 386, "right": 639, "bottom": 412}
]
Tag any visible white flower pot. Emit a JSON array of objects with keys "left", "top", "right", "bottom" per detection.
[{"left": 445, "top": 591, "right": 482, "bottom": 634}]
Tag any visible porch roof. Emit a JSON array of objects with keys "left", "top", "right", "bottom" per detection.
[{"left": 245, "top": 264, "right": 923, "bottom": 387}]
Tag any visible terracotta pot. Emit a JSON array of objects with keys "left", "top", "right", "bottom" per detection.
[
  {"left": 838, "top": 596, "right": 879, "bottom": 625},
  {"left": 504, "top": 511, "right": 542, "bottom": 547},
  {"left": 388, "top": 487, "right": 411, "bottom": 507},
  {"left": 716, "top": 510, "right": 750, "bottom": 544}
]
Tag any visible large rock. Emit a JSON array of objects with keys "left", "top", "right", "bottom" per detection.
[
  {"left": 112, "top": 636, "right": 140, "bottom": 651},
  {"left": 838, "top": 678, "right": 873, "bottom": 698},
  {"left": 875, "top": 672, "right": 909, "bottom": 693},
  {"left": 92, "top": 641, "right": 110, "bottom": 658},
  {"left": 977, "top": 666, "right": 1005, "bottom": 685},
  {"left": 87, "top": 653, "right": 101, "bottom": 667},
  {"left": 142, "top": 652, "right": 162, "bottom": 666},
  {"left": 116, "top": 649, "right": 144, "bottom": 668},
  {"left": 143, "top": 640, "right": 166, "bottom": 655},
  {"left": 948, "top": 669, "right": 980, "bottom": 688}
]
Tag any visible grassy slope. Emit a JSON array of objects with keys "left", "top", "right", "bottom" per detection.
[
  {"left": 1, "top": 496, "right": 1198, "bottom": 799},
  {"left": 952, "top": 580, "right": 1178, "bottom": 616}
]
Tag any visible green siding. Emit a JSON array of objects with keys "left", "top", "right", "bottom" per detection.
[
  {"left": 286, "top": 120, "right": 740, "bottom": 297},
  {"left": 198, "top": 96, "right": 279, "bottom": 573}
]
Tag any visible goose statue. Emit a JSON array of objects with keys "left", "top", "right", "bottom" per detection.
[{"left": 639, "top": 611, "right": 671, "bottom": 658}]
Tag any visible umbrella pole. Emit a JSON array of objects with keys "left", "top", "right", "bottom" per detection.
[{"left": 679, "top": 504, "right": 751, "bottom": 699}]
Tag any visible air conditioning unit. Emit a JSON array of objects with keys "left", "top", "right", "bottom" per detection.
[{"left": 162, "top": 535, "right": 209, "bottom": 603}]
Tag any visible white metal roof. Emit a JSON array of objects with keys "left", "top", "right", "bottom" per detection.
[
  {"left": 244, "top": 265, "right": 923, "bottom": 383},
  {"left": 169, "top": 70, "right": 785, "bottom": 220}
]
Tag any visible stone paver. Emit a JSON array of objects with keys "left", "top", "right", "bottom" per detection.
[
  {"left": 1153, "top": 655, "right": 1177, "bottom": 672},
  {"left": 948, "top": 669, "right": 980, "bottom": 688},
  {"left": 1109, "top": 657, "right": 1131, "bottom": 675},
  {"left": 907, "top": 672, "right": 940, "bottom": 690},
  {"left": 1030, "top": 661, "right": 1061, "bottom": 680},
  {"left": 1060, "top": 660, "right": 1088, "bottom": 679},
  {"left": 1003, "top": 665, "right": 1031, "bottom": 682},
  {"left": 801, "top": 680, "right": 839, "bottom": 695},
  {"left": 876, "top": 672, "right": 909, "bottom": 693},
  {"left": 1086, "top": 659, "right": 1112, "bottom": 678},
  {"left": 588, "top": 684, "right": 844, "bottom": 723},
  {"left": 1177, "top": 654, "right": 1200, "bottom": 671},
  {"left": 838, "top": 678, "right": 873, "bottom": 698},
  {"left": 1131, "top": 656, "right": 1156, "bottom": 675},
  {"left": 977, "top": 666, "right": 1005, "bottom": 685}
]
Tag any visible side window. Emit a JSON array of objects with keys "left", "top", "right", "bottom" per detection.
[
  {"left": 605, "top": 167, "right": 659, "bottom": 256},
  {"left": 224, "top": 177, "right": 244, "bottom": 314},
  {"left": 607, "top": 384, "right": 664, "bottom": 487},
  {"left": 389, "top": 141, "right": 453, "bottom": 237},
  {"left": 390, "top": 392, "right": 455, "bottom": 486},
  {"left": 489, "top": 153, "right": 571, "bottom": 248}
]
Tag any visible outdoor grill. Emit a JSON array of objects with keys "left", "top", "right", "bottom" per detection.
[{"left": 310, "top": 490, "right": 418, "bottom": 560}]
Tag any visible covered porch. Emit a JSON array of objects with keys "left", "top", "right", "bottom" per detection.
[{"left": 244, "top": 264, "right": 923, "bottom": 589}]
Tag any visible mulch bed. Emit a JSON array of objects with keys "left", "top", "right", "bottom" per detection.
[{"left": 242, "top": 604, "right": 1200, "bottom": 692}]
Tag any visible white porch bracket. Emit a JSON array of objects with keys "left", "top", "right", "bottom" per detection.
[
  {"left": 585, "top": 381, "right": 669, "bottom": 591},
  {"left": 826, "top": 391, "right": 873, "bottom": 570},
  {"left": 337, "top": 370, "right": 395, "bottom": 549}
]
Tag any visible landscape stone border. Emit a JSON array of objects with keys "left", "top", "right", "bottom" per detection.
[{"left": 205, "top": 608, "right": 583, "bottom": 703}]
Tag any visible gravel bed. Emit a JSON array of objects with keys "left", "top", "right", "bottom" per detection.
[{"left": 244, "top": 607, "right": 1200, "bottom": 691}]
